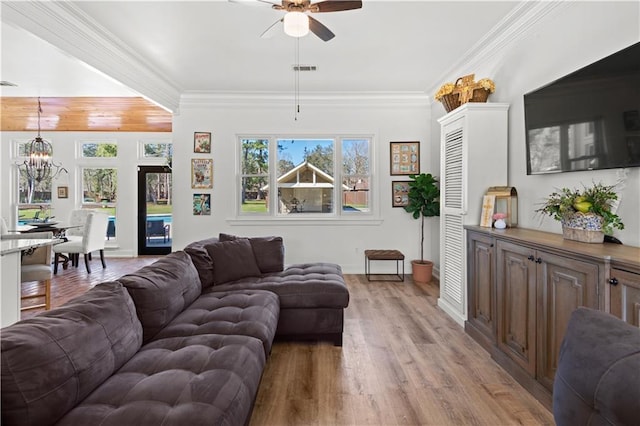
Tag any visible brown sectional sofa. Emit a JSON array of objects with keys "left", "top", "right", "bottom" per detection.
[{"left": 1, "top": 234, "right": 349, "bottom": 426}]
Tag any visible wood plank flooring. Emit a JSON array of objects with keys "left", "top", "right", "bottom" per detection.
[{"left": 20, "top": 260, "right": 554, "bottom": 425}]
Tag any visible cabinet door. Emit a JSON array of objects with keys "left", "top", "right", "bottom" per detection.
[
  {"left": 610, "top": 268, "right": 640, "bottom": 327},
  {"left": 496, "top": 241, "right": 537, "bottom": 374},
  {"left": 467, "top": 232, "right": 496, "bottom": 343},
  {"left": 536, "top": 252, "right": 599, "bottom": 391}
]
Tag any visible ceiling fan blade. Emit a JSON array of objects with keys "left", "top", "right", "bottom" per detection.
[
  {"left": 260, "top": 18, "right": 283, "bottom": 38},
  {"left": 308, "top": 16, "right": 335, "bottom": 42},
  {"left": 312, "top": 0, "right": 362, "bottom": 13}
]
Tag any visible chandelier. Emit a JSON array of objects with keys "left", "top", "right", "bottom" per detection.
[{"left": 20, "top": 98, "right": 66, "bottom": 183}]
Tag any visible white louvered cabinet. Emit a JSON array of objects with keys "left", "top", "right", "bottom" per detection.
[{"left": 437, "top": 103, "right": 509, "bottom": 326}]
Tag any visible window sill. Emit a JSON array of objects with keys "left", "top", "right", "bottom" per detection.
[{"left": 227, "top": 216, "right": 383, "bottom": 226}]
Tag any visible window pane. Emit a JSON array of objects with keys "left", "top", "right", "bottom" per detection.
[
  {"left": 241, "top": 177, "right": 269, "bottom": 213},
  {"left": 18, "top": 169, "right": 52, "bottom": 205},
  {"left": 82, "top": 168, "right": 117, "bottom": 239},
  {"left": 276, "top": 139, "right": 334, "bottom": 214},
  {"left": 241, "top": 139, "right": 269, "bottom": 214},
  {"left": 82, "top": 142, "right": 118, "bottom": 157},
  {"left": 342, "top": 139, "right": 370, "bottom": 175},
  {"left": 144, "top": 143, "right": 173, "bottom": 158},
  {"left": 343, "top": 176, "right": 370, "bottom": 212}
]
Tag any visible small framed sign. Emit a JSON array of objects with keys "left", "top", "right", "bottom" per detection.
[
  {"left": 57, "top": 186, "right": 69, "bottom": 199},
  {"left": 194, "top": 132, "right": 211, "bottom": 153},
  {"left": 191, "top": 158, "right": 213, "bottom": 189}
]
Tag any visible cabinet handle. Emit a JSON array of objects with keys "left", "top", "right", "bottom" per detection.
[
  {"left": 527, "top": 255, "right": 535, "bottom": 261},
  {"left": 535, "top": 257, "right": 543, "bottom": 264},
  {"left": 609, "top": 278, "right": 619, "bottom": 286}
]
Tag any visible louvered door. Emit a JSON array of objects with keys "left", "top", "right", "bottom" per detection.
[{"left": 437, "top": 103, "right": 509, "bottom": 326}]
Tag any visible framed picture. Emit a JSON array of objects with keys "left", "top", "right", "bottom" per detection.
[
  {"left": 392, "top": 181, "right": 410, "bottom": 207},
  {"left": 191, "top": 158, "right": 213, "bottom": 189},
  {"left": 193, "top": 193, "right": 211, "bottom": 215},
  {"left": 194, "top": 132, "right": 211, "bottom": 153},
  {"left": 57, "top": 186, "right": 68, "bottom": 199},
  {"left": 390, "top": 141, "right": 420, "bottom": 175}
]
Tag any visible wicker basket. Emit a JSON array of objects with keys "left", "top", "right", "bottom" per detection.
[{"left": 438, "top": 74, "right": 492, "bottom": 113}]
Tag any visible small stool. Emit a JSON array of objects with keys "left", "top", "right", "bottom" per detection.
[{"left": 364, "top": 249, "right": 405, "bottom": 282}]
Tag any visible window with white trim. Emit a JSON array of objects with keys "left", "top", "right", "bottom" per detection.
[{"left": 239, "top": 136, "right": 372, "bottom": 217}]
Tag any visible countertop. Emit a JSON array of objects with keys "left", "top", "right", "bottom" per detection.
[{"left": 0, "top": 238, "right": 60, "bottom": 256}]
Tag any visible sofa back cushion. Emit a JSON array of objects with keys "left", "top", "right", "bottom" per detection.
[
  {"left": 206, "top": 239, "right": 262, "bottom": 284},
  {"left": 219, "top": 233, "right": 284, "bottom": 273},
  {"left": 184, "top": 237, "right": 219, "bottom": 289},
  {"left": 1, "top": 281, "right": 142, "bottom": 426},
  {"left": 118, "top": 251, "right": 201, "bottom": 342}
]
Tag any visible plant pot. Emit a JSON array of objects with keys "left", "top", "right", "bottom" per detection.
[
  {"left": 561, "top": 212, "right": 604, "bottom": 243},
  {"left": 411, "top": 260, "right": 433, "bottom": 284}
]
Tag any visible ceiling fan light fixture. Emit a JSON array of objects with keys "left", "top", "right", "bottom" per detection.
[{"left": 283, "top": 11, "right": 309, "bottom": 37}]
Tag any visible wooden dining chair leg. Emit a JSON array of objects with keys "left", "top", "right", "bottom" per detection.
[
  {"left": 84, "top": 253, "right": 92, "bottom": 273},
  {"left": 100, "top": 249, "right": 106, "bottom": 268},
  {"left": 54, "top": 253, "right": 60, "bottom": 274},
  {"left": 44, "top": 279, "right": 51, "bottom": 310}
]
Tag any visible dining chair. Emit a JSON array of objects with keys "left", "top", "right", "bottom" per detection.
[
  {"left": 1, "top": 231, "right": 54, "bottom": 311},
  {"left": 53, "top": 212, "right": 109, "bottom": 274},
  {"left": 65, "top": 209, "right": 93, "bottom": 242},
  {"left": 0, "top": 216, "right": 8, "bottom": 234}
]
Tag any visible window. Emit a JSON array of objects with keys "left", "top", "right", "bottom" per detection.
[
  {"left": 80, "top": 141, "right": 117, "bottom": 158},
  {"left": 81, "top": 167, "right": 117, "bottom": 237},
  {"left": 140, "top": 141, "right": 173, "bottom": 159},
  {"left": 14, "top": 140, "right": 52, "bottom": 223},
  {"left": 239, "top": 136, "right": 372, "bottom": 217}
]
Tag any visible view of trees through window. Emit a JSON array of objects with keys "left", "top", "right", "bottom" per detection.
[{"left": 240, "top": 137, "right": 371, "bottom": 215}]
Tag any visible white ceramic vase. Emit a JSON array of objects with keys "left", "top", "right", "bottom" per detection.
[{"left": 494, "top": 218, "right": 507, "bottom": 229}]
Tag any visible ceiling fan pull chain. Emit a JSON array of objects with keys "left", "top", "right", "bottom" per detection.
[{"left": 294, "top": 37, "right": 300, "bottom": 120}]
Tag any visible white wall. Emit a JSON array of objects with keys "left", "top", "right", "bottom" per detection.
[
  {"left": 430, "top": 1, "right": 640, "bottom": 252},
  {"left": 0, "top": 131, "right": 171, "bottom": 257},
  {"left": 171, "top": 95, "right": 435, "bottom": 273}
]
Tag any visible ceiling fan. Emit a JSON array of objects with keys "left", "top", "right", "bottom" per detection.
[{"left": 243, "top": 0, "right": 363, "bottom": 42}]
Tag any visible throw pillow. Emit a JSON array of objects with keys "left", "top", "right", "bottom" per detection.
[
  {"left": 205, "top": 239, "right": 262, "bottom": 284},
  {"left": 118, "top": 251, "right": 201, "bottom": 342},
  {"left": 219, "top": 233, "right": 284, "bottom": 273}
]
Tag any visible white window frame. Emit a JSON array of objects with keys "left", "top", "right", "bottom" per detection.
[
  {"left": 138, "top": 139, "right": 173, "bottom": 165},
  {"left": 233, "top": 134, "right": 379, "bottom": 225}
]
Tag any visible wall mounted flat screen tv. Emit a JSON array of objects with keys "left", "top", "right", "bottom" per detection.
[{"left": 524, "top": 42, "right": 640, "bottom": 174}]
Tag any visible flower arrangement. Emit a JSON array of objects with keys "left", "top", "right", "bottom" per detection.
[
  {"left": 536, "top": 182, "right": 624, "bottom": 235},
  {"left": 434, "top": 83, "right": 455, "bottom": 101},
  {"left": 477, "top": 78, "right": 496, "bottom": 93},
  {"left": 492, "top": 212, "right": 507, "bottom": 220}
]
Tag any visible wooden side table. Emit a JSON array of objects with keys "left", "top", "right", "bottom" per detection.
[{"left": 364, "top": 249, "right": 405, "bottom": 282}]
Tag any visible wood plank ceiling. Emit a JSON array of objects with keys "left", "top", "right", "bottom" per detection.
[{"left": 1, "top": 97, "right": 172, "bottom": 132}]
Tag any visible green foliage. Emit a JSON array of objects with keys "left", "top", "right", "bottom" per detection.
[
  {"left": 536, "top": 182, "right": 624, "bottom": 234},
  {"left": 403, "top": 173, "right": 440, "bottom": 261}
]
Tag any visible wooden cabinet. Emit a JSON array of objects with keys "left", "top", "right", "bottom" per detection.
[
  {"left": 466, "top": 231, "right": 497, "bottom": 350},
  {"left": 438, "top": 103, "right": 509, "bottom": 326},
  {"left": 609, "top": 266, "right": 640, "bottom": 327},
  {"left": 463, "top": 226, "right": 640, "bottom": 408}
]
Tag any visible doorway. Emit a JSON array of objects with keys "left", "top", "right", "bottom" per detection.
[{"left": 138, "top": 166, "right": 172, "bottom": 255}]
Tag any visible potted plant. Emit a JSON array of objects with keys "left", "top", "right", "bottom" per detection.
[
  {"left": 404, "top": 173, "right": 440, "bottom": 283},
  {"left": 536, "top": 182, "right": 624, "bottom": 243}
]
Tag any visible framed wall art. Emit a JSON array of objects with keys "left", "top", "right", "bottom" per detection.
[
  {"left": 391, "top": 181, "right": 410, "bottom": 208},
  {"left": 191, "top": 158, "right": 213, "bottom": 189},
  {"left": 193, "top": 193, "right": 211, "bottom": 215},
  {"left": 194, "top": 132, "right": 211, "bottom": 153},
  {"left": 57, "top": 186, "right": 69, "bottom": 199},
  {"left": 390, "top": 141, "right": 420, "bottom": 175}
]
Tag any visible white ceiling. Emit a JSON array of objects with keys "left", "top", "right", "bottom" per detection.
[{"left": 1, "top": 0, "right": 520, "bottom": 109}]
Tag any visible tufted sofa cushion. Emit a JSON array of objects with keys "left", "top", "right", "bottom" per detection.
[
  {"left": 203, "top": 263, "right": 349, "bottom": 309},
  {"left": 153, "top": 289, "right": 280, "bottom": 356},
  {"left": 205, "top": 239, "right": 262, "bottom": 284},
  {"left": 1, "top": 282, "right": 142, "bottom": 426},
  {"left": 219, "top": 233, "right": 285, "bottom": 273},
  {"left": 184, "top": 237, "right": 219, "bottom": 289},
  {"left": 57, "top": 334, "right": 266, "bottom": 426},
  {"left": 553, "top": 307, "right": 640, "bottom": 426},
  {"left": 118, "top": 251, "right": 202, "bottom": 343}
]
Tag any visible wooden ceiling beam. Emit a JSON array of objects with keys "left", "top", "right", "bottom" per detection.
[{"left": 1, "top": 97, "right": 172, "bottom": 132}]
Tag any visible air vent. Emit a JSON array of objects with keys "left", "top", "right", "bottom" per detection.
[
  {"left": 0, "top": 81, "right": 18, "bottom": 87},
  {"left": 292, "top": 65, "right": 317, "bottom": 72}
]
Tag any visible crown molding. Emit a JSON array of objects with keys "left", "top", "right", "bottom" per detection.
[
  {"left": 428, "top": 0, "right": 569, "bottom": 97},
  {"left": 1, "top": 1, "right": 182, "bottom": 112},
  {"left": 180, "top": 91, "right": 430, "bottom": 109}
]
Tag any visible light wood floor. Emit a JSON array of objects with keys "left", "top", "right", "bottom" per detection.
[{"left": 22, "top": 260, "right": 554, "bottom": 425}]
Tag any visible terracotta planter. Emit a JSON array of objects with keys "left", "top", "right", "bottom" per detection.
[{"left": 411, "top": 260, "right": 433, "bottom": 284}]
